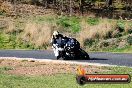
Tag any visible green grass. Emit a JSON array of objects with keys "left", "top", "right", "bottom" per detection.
[
  {"left": 103, "top": 66, "right": 132, "bottom": 74},
  {"left": 100, "top": 46, "right": 132, "bottom": 53},
  {"left": 57, "top": 16, "right": 81, "bottom": 33},
  {"left": 32, "top": 15, "right": 56, "bottom": 24},
  {"left": 111, "top": 46, "right": 132, "bottom": 53},
  {"left": 87, "top": 17, "right": 99, "bottom": 26},
  {"left": 117, "top": 20, "right": 125, "bottom": 32},
  {"left": 0, "top": 31, "right": 38, "bottom": 50},
  {"left": 0, "top": 67, "right": 14, "bottom": 73},
  {"left": 0, "top": 66, "right": 132, "bottom": 88}
]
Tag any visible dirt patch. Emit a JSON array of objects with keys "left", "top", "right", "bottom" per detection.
[{"left": 0, "top": 59, "right": 109, "bottom": 76}]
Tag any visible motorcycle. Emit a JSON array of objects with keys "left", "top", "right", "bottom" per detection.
[{"left": 52, "top": 43, "right": 90, "bottom": 60}]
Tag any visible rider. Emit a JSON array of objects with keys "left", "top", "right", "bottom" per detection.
[
  {"left": 51, "top": 31, "right": 69, "bottom": 59},
  {"left": 51, "top": 31, "right": 80, "bottom": 59},
  {"left": 51, "top": 31, "right": 69, "bottom": 48}
]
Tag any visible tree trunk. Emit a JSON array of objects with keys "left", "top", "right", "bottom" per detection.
[
  {"left": 79, "top": 0, "right": 84, "bottom": 15},
  {"left": 69, "top": 0, "right": 72, "bottom": 16},
  {"left": 105, "top": 0, "right": 113, "bottom": 7}
]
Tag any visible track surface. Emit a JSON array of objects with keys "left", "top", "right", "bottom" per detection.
[{"left": 0, "top": 50, "right": 131, "bottom": 67}]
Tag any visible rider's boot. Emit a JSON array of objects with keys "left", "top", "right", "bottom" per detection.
[{"left": 57, "top": 55, "right": 61, "bottom": 60}]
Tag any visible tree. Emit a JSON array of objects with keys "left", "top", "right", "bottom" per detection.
[{"left": 105, "top": 0, "right": 113, "bottom": 7}]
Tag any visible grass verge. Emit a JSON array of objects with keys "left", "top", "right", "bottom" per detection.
[
  {"left": 0, "top": 63, "right": 132, "bottom": 88},
  {"left": 99, "top": 46, "right": 132, "bottom": 53}
]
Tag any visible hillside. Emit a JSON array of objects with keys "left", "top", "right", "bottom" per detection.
[{"left": 0, "top": 1, "right": 132, "bottom": 52}]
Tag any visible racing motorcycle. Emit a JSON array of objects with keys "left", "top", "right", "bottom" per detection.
[
  {"left": 63, "top": 47, "right": 90, "bottom": 60},
  {"left": 52, "top": 39, "right": 90, "bottom": 60}
]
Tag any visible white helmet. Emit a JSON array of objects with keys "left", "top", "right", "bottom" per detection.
[{"left": 53, "top": 31, "right": 59, "bottom": 37}]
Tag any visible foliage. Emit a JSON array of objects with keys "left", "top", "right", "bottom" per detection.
[
  {"left": 0, "top": 33, "right": 11, "bottom": 49},
  {"left": 0, "top": 67, "right": 13, "bottom": 71},
  {"left": 0, "top": 11, "right": 6, "bottom": 16},
  {"left": 57, "top": 16, "right": 80, "bottom": 33},
  {"left": 103, "top": 45, "right": 132, "bottom": 53},
  {"left": 1, "top": 0, "right": 132, "bottom": 17},
  {"left": 125, "top": 22, "right": 132, "bottom": 34},
  {"left": 0, "top": 32, "right": 35, "bottom": 49},
  {"left": 0, "top": 67, "right": 13, "bottom": 73},
  {"left": 117, "top": 20, "right": 125, "bottom": 32},
  {"left": 87, "top": 17, "right": 99, "bottom": 25},
  {"left": 84, "top": 38, "right": 95, "bottom": 47},
  {"left": 127, "top": 36, "right": 132, "bottom": 45},
  {"left": 128, "top": 29, "right": 132, "bottom": 34},
  {"left": 33, "top": 16, "right": 55, "bottom": 24}
]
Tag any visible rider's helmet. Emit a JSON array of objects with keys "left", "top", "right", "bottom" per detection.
[
  {"left": 53, "top": 31, "right": 59, "bottom": 38},
  {"left": 53, "top": 31, "right": 64, "bottom": 39}
]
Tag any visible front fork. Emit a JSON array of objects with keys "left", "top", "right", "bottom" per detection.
[{"left": 52, "top": 45, "right": 64, "bottom": 60}]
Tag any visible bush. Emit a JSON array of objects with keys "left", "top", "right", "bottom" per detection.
[
  {"left": 87, "top": 17, "right": 99, "bottom": 26},
  {"left": 105, "top": 31, "right": 113, "bottom": 38},
  {"left": 84, "top": 38, "right": 95, "bottom": 47},
  {"left": 100, "top": 41, "right": 109, "bottom": 47},
  {"left": 117, "top": 20, "right": 125, "bottom": 32},
  {"left": 98, "top": 41, "right": 110, "bottom": 48},
  {"left": 127, "top": 36, "right": 132, "bottom": 45},
  {"left": 1, "top": 67, "right": 13, "bottom": 71},
  {"left": 57, "top": 16, "right": 80, "bottom": 33},
  {"left": 128, "top": 29, "right": 132, "bottom": 34},
  {"left": 111, "top": 29, "right": 122, "bottom": 38},
  {"left": 0, "top": 32, "right": 36, "bottom": 49},
  {"left": 57, "top": 16, "right": 70, "bottom": 27},
  {"left": 0, "top": 11, "right": 6, "bottom": 16}
]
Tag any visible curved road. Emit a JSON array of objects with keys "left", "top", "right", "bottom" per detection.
[{"left": 0, "top": 50, "right": 132, "bottom": 67}]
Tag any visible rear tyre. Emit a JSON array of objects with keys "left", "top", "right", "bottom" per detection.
[{"left": 79, "top": 49, "right": 90, "bottom": 60}]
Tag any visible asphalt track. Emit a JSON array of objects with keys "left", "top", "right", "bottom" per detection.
[{"left": 0, "top": 50, "right": 132, "bottom": 67}]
